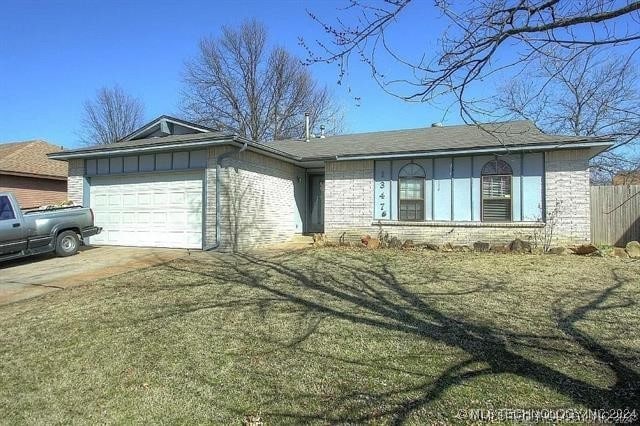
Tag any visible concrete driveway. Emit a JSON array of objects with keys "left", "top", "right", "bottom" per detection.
[{"left": 0, "top": 246, "right": 187, "bottom": 305}]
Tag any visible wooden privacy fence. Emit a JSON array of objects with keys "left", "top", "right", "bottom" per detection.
[{"left": 590, "top": 185, "right": 640, "bottom": 246}]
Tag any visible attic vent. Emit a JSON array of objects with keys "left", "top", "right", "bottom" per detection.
[
  {"left": 431, "top": 122, "right": 443, "bottom": 127},
  {"left": 160, "top": 119, "right": 171, "bottom": 135}
]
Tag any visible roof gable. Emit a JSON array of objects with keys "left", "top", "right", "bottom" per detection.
[
  {"left": 0, "top": 140, "right": 67, "bottom": 179},
  {"left": 122, "top": 115, "right": 217, "bottom": 142}
]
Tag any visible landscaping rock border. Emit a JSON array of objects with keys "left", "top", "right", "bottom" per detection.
[{"left": 314, "top": 234, "right": 640, "bottom": 258}]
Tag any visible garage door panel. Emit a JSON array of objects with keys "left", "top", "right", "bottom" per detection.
[
  {"left": 186, "top": 232, "right": 202, "bottom": 246},
  {"left": 137, "top": 212, "right": 151, "bottom": 225},
  {"left": 138, "top": 193, "right": 152, "bottom": 205},
  {"left": 123, "top": 212, "right": 136, "bottom": 224},
  {"left": 166, "top": 212, "right": 183, "bottom": 224},
  {"left": 186, "top": 212, "right": 201, "bottom": 225},
  {"left": 122, "top": 192, "right": 136, "bottom": 203},
  {"left": 153, "top": 193, "right": 168, "bottom": 205},
  {"left": 94, "top": 194, "right": 107, "bottom": 207},
  {"left": 90, "top": 172, "right": 203, "bottom": 249},
  {"left": 186, "top": 192, "right": 202, "bottom": 205},
  {"left": 170, "top": 192, "right": 186, "bottom": 204},
  {"left": 107, "top": 213, "right": 121, "bottom": 225}
]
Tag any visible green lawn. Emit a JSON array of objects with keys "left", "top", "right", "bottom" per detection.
[{"left": 1, "top": 249, "right": 639, "bottom": 424}]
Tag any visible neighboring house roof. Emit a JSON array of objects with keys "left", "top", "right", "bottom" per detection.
[
  {"left": 612, "top": 171, "right": 640, "bottom": 185},
  {"left": 49, "top": 117, "right": 615, "bottom": 164},
  {"left": 0, "top": 140, "right": 67, "bottom": 180}
]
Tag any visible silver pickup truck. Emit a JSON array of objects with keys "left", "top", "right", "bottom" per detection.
[{"left": 0, "top": 192, "right": 102, "bottom": 262}]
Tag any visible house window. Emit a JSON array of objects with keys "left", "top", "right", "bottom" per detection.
[
  {"left": 481, "top": 159, "right": 512, "bottom": 222},
  {"left": 398, "top": 163, "right": 425, "bottom": 221}
]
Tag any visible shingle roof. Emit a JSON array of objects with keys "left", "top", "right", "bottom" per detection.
[
  {"left": 49, "top": 120, "right": 614, "bottom": 163},
  {"left": 0, "top": 140, "right": 68, "bottom": 179},
  {"left": 59, "top": 131, "right": 235, "bottom": 154},
  {"left": 261, "top": 120, "right": 612, "bottom": 159}
]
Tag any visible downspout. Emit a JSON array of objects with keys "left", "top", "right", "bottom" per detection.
[{"left": 205, "top": 140, "right": 248, "bottom": 251}]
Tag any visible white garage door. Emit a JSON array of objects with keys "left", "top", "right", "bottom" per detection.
[{"left": 89, "top": 172, "right": 203, "bottom": 249}]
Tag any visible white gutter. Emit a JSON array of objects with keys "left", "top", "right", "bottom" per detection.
[
  {"left": 49, "top": 137, "right": 614, "bottom": 164},
  {"left": 334, "top": 141, "right": 615, "bottom": 161},
  {"left": 48, "top": 138, "right": 236, "bottom": 159}
]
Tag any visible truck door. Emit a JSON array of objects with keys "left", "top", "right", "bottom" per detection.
[{"left": 0, "top": 195, "right": 26, "bottom": 255}]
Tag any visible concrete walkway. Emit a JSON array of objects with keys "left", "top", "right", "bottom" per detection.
[{"left": 0, "top": 246, "right": 186, "bottom": 305}]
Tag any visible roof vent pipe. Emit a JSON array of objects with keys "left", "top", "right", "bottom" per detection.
[
  {"left": 304, "top": 112, "right": 310, "bottom": 142},
  {"left": 431, "top": 122, "right": 443, "bottom": 127},
  {"left": 319, "top": 124, "right": 326, "bottom": 138}
]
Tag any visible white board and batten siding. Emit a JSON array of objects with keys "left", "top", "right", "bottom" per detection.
[{"left": 89, "top": 172, "right": 204, "bottom": 249}]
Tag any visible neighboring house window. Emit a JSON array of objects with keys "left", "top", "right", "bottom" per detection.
[
  {"left": 398, "top": 163, "right": 425, "bottom": 221},
  {"left": 0, "top": 196, "right": 16, "bottom": 221},
  {"left": 481, "top": 159, "right": 513, "bottom": 222}
]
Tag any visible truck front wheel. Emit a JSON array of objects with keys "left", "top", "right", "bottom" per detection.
[{"left": 55, "top": 231, "right": 80, "bottom": 257}]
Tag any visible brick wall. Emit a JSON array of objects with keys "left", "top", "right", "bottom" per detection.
[
  {"left": 66, "top": 159, "right": 85, "bottom": 206},
  {"left": 0, "top": 174, "right": 67, "bottom": 209},
  {"left": 324, "top": 150, "right": 593, "bottom": 246},
  {"left": 325, "top": 160, "right": 374, "bottom": 230},
  {"left": 64, "top": 152, "right": 303, "bottom": 251},
  {"left": 207, "top": 147, "right": 305, "bottom": 251},
  {"left": 544, "top": 149, "right": 591, "bottom": 244}
]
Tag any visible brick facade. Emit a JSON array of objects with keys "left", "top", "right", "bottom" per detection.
[
  {"left": 325, "top": 160, "right": 374, "bottom": 231},
  {"left": 324, "top": 149, "right": 592, "bottom": 246},
  {"left": 63, "top": 152, "right": 304, "bottom": 251},
  {"left": 207, "top": 148, "right": 305, "bottom": 251},
  {"left": 0, "top": 174, "right": 67, "bottom": 209},
  {"left": 544, "top": 150, "right": 591, "bottom": 244},
  {"left": 67, "top": 159, "right": 85, "bottom": 206},
  {"left": 61, "top": 146, "right": 593, "bottom": 250}
]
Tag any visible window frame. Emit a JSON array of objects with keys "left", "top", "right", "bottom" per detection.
[
  {"left": 480, "top": 159, "right": 513, "bottom": 222},
  {"left": 0, "top": 195, "right": 16, "bottom": 221},
  {"left": 398, "top": 163, "right": 426, "bottom": 222}
]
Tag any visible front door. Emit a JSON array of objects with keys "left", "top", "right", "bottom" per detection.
[{"left": 307, "top": 174, "right": 324, "bottom": 233}]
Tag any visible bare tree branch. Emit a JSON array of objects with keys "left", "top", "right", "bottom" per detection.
[
  {"left": 496, "top": 49, "right": 640, "bottom": 183},
  {"left": 304, "top": 0, "right": 640, "bottom": 123},
  {"left": 182, "top": 20, "right": 343, "bottom": 142},
  {"left": 80, "top": 85, "right": 145, "bottom": 145}
]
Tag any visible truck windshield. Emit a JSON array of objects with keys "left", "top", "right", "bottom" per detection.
[{"left": 0, "top": 196, "right": 16, "bottom": 220}]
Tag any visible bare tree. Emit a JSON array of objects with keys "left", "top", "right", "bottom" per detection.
[
  {"left": 182, "top": 20, "right": 343, "bottom": 142},
  {"left": 305, "top": 0, "right": 640, "bottom": 123},
  {"left": 497, "top": 50, "right": 640, "bottom": 183},
  {"left": 593, "top": 152, "right": 640, "bottom": 184},
  {"left": 80, "top": 86, "right": 145, "bottom": 145}
]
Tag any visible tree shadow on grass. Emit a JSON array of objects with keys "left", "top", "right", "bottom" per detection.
[{"left": 162, "top": 250, "right": 639, "bottom": 423}]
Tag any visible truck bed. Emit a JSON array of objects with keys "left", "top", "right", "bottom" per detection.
[{"left": 22, "top": 205, "right": 84, "bottom": 215}]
